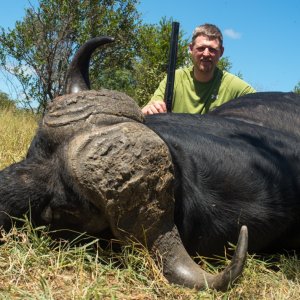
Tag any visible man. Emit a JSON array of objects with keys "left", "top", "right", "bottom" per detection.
[{"left": 142, "top": 23, "right": 256, "bottom": 115}]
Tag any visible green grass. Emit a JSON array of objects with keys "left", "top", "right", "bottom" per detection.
[
  {"left": 0, "top": 222, "right": 299, "bottom": 299},
  {"left": 0, "top": 108, "right": 299, "bottom": 299}
]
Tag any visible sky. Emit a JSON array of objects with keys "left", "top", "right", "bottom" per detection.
[{"left": 0, "top": 0, "right": 299, "bottom": 100}]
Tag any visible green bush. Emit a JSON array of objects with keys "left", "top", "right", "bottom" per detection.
[{"left": 0, "top": 91, "right": 16, "bottom": 110}]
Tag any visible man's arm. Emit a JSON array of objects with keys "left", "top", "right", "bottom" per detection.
[{"left": 142, "top": 76, "right": 168, "bottom": 115}]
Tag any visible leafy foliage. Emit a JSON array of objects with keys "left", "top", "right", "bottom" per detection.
[
  {"left": 293, "top": 81, "right": 300, "bottom": 94},
  {"left": 218, "top": 56, "right": 232, "bottom": 73},
  {"left": 132, "top": 18, "right": 190, "bottom": 106},
  {"left": 0, "top": 91, "right": 16, "bottom": 110},
  {"left": 0, "top": 0, "right": 140, "bottom": 113},
  {"left": 0, "top": 0, "right": 240, "bottom": 112}
]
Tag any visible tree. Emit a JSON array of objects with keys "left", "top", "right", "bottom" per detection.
[
  {"left": 132, "top": 18, "right": 190, "bottom": 107},
  {"left": 293, "top": 81, "right": 300, "bottom": 94},
  {"left": 0, "top": 0, "right": 140, "bottom": 113},
  {"left": 218, "top": 56, "right": 232, "bottom": 72},
  {"left": 0, "top": 91, "right": 16, "bottom": 110},
  {"left": 0, "top": 1, "right": 237, "bottom": 111}
]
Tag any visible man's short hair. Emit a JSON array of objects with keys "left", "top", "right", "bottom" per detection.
[{"left": 192, "top": 23, "right": 223, "bottom": 47}]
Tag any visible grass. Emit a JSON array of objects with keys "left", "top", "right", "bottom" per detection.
[
  {"left": 0, "top": 108, "right": 300, "bottom": 299},
  {"left": 0, "top": 108, "right": 38, "bottom": 170}
]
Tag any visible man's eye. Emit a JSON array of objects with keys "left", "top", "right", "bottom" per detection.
[{"left": 197, "top": 46, "right": 218, "bottom": 54}]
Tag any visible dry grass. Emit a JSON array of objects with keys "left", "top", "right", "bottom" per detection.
[
  {"left": 0, "top": 223, "right": 299, "bottom": 300},
  {"left": 0, "top": 108, "right": 38, "bottom": 170},
  {"left": 0, "top": 108, "right": 299, "bottom": 299}
]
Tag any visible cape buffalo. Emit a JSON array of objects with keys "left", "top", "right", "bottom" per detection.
[{"left": 0, "top": 37, "right": 299, "bottom": 291}]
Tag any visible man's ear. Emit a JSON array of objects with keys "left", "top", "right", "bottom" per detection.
[
  {"left": 188, "top": 43, "right": 193, "bottom": 54},
  {"left": 220, "top": 46, "right": 224, "bottom": 57}
]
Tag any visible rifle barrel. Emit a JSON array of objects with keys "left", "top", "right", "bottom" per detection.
[{"left": 165, "top": 22, "right": 180, "bottom": 113}]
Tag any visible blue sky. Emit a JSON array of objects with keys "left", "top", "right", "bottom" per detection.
[
  {"left": 137, "top": 0, "right": 300, "bottom": 92},
  {"left": 0, "top": 0, "right": 299, "bottom": 100}
]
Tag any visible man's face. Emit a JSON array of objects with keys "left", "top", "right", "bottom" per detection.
[{"left": 189, "top": 35, "right": 224, "bottom": 74}]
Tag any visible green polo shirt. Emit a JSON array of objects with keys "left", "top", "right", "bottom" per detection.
[{"left": 149, "top": 66, "right": 256, "bottom": 114}]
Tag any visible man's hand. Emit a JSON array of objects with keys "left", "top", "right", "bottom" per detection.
[{"left": 142, "top": 101, "right": 167, "bottom": 115}]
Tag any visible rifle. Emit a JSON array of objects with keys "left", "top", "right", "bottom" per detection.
[{"left": 165, "top": 22, "right": 180, "bottom": 113}]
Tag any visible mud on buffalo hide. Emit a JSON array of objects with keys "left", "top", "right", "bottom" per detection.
[{"left": 1, "top": 89, "right": 174, "bottom": 246}]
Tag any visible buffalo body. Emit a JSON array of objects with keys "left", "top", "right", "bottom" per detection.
[{"left": 0, "top": 37, "right": 299, "bottom": 290}]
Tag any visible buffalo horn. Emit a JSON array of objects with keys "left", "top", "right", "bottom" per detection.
[
  {"left": 152, "top": 225, "right": 248, "bottom": 290},
  {"left": 64, "top": 36, "right": 115, "bottom": 94}
]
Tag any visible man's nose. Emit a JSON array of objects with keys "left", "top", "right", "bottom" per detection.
[{"left": 203, "top": 47, "right": 210, "bottom": 55}]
